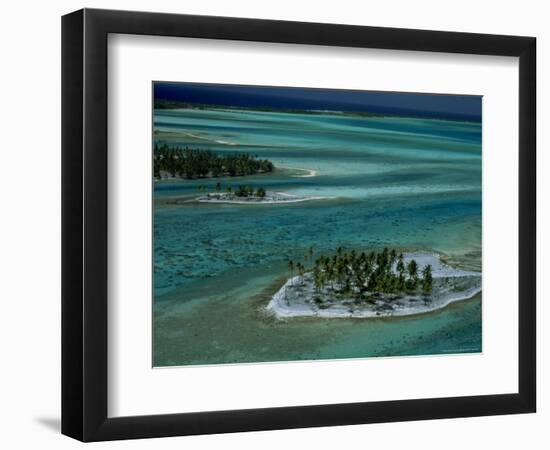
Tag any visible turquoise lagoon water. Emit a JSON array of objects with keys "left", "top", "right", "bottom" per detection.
[{"left": 153, "top": 108, "right": 482, "bottom": 367}]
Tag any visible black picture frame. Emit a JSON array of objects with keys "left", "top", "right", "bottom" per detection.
[{"left": 62, "top": 8, "right": 536, "bottom": 442}]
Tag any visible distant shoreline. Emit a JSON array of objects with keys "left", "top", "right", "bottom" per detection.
[{"left": 154, "top": 101, "right": 482, "bottom": 123}]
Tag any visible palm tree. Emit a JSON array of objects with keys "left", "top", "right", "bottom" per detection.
[
  {"left": 407, "top": 259, "right": 419, "bottom": 291},
  {"left": 367, "top": 251, "right": 376, "bottom": 270},
  {"left": 297, "top": 262, "right": 305, "bottom": 280},
  {"left": 256, "top": 186, "right": 266, "bottom": 198},
  {"left": 390, "top": 249, "right": 397, "bottom": 268},
  {"left": 313, "top": 265, "right": 323, "bottom": 294},
  {"left": 343, "top": 276, "right": 352, "bottom": 297},
  {"left": 396, "top": 253, "right": 405, "bottom": 271},
  {"left": 422, "top": 264, "right": 433, "bottom": 294},
  {"left": 236, "top": 185, "right": 248, "bottom": 197},
  {"left": 368, "top": 270, "right": 378, "bottom": 292},
  {"left": 288, "top": 260, "right": 294, "bottom": 285},
  {"left": 362, "top": 259, "right": 373, "bottom": 290},
  {"left": 381, "top": 247, "right": 389, "bottom": 271},
  {"left": 336, "top": 259, "right": 346, "bottom": 291},
  {"left": 396, "top": 254, "right": 406, "bottom": 289},
  {"left": 326, "top": 261, "right": 336, "bottom": 291}
]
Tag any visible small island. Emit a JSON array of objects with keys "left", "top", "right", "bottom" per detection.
[
  {"left": 196, "top": 183, "right": 323, "bottom": 204},
  {"left": 267, "top": 248, "right": 481, "bottom": 318},
  {"left": 154, "top": 144, "right": 274, "bottom": 179}
]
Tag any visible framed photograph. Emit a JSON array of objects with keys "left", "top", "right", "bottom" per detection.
[{"left": 62, "top": 8, "right": 536, "bottom": 441}]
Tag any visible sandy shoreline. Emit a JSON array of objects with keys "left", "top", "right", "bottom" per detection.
[
  {"left": 196, "top": 191, "right": 327, "bottom": 205},
  {"left": 266, "top": 252, "right": 481, "bottom": 319},
  {"left": 276, "top": 165, "right": 318, "bottom": 178}
]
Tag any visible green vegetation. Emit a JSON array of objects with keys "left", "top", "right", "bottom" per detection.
[
  {"left": 192, "top": 182, "right": 268, "bottom": 199},
  {"left": 154, "top": 144, "right": 274, "bottom": 179},
  {"left": 235, "top": 185, "right": 267, "bottom": 198},
  {"left": 287, "top": 247, "right": 433, "bottom": 302}
]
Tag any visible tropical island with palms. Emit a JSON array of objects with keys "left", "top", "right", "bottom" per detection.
[
  {"left": 195, "top": 182, "right": 325, "bottom": 204},
  {"left": 154, "top": 144, "right": 274, "bottom": 179},
  {"left": 154, "top": 145, "right": 328, "bottom": 204},
  {"left": 267, "top": 247, "right": 481, "bottom": 318}
]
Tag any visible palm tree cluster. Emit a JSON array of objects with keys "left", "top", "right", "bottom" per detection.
[
  {"left": 197, "top": 182, "right": 267, "bottom": 198},
  {"left": 288, "top": 247, "right": 433, "bottom": 302},
  {"left": 235, "top": 185, "right": 266, "bottom": 198},
  {"left": 153, "top": 143, "right": 274, "bottom": 179}
]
